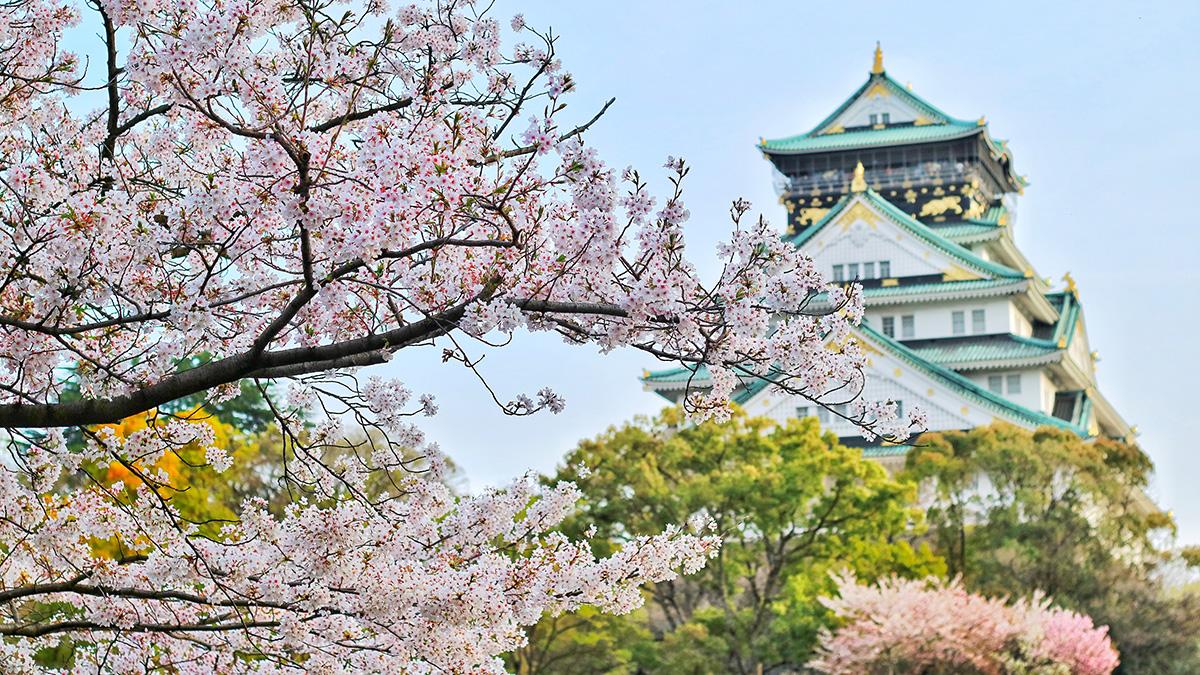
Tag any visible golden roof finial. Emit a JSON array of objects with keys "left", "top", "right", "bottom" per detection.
[
  {"left": 1062, "top": 271, "right": 1078, "bottom": 294},
  {"left": 850, "top": 161, "right": 867, "bottom": 193},
  {"left": 872, "top": 41, "right": 884, "bottom": 74}
]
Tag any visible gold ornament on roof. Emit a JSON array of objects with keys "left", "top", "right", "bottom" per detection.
[
  {"left": 872, "top": 42, "right": 884, "bottom": 74},
  {"left": 850, "top": 162, "right": 868, "bottom": 192},
  {"left": 1062, "top": 272, "right": 1078, "bottom": 294}
]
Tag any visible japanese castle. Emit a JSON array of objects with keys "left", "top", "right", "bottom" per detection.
[{"left": 642, "top": 44, "right": 1133, "bottom": 465}]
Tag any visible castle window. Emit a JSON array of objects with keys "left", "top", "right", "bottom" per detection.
[
  {"left": 882, "top": 316, "right": 895, "bottom": 338},
  {"left": 863, "top": 262, "right": 875, "bottom": 279},
  {"left": 972, "top": 309, "right": 986, "bottom": 333},
  {"left": 869, "top": 113, "right": 878, "bottom": 125},
  {"left": 988, "top": 375, "right": 1003, "bottom": 394},
  {"left": 901, "top": 315, "right": 915, "bottom": 339},
  {"left": 847, "top": 263, "right": 859, "bottom": 280},
  {"left": 881, "top": 113, "right": 891, "bottom": 124},
  {"left": 817, "top": 407, "right": 831, "bottom": 425},
  {"left": 879, "top": 260, "right": 891, "bottom": 277},
  {"left": 895, "top": 399, "right": 904, "bottom": 418},
  {"left": 1006, "top": 374, "right": 1022, "bottom": 394},
  {"left": 795, "top": 406, "right": 809, "bottom": 419},
  {"left": 952, "top": 311, "right": 966, "bottom": 335},
  {"left": 832, "top": 264, "right": 844, "bottom": 282}
]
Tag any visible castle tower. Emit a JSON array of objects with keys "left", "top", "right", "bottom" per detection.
[{"left": 643, "top": 46, "right": 1132, "bottom": 464}]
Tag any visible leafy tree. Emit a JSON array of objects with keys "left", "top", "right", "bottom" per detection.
[
  {"left": 524, "top": 409, "right": 942, "bottom": 674},
  {"left": 508, "top": 607, "right": 656, "bottom": 675},
  {"left": 905, "top": 423, "right": 1200, "bottom": 673}
]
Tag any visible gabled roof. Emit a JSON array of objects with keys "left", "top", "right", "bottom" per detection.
[
  {"left": 787, "top": 189, "right": 1026, "bottom": 280},
  {"left": 757, "top": 52, "right": 1028, "bottom": 190},
  {"left": 855, "top": 322, "right": 1086, "bottom": 435},
  {"left": 760, "top": 123, "right": 981, "bottom": 155},
  {"left": 759, "top": 63, "right": 982, "bottom": 155},
  {"left": 640, "top": 321, "right": 1088, "bottom": 437}
]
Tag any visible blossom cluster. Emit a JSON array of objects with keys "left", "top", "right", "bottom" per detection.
[
  {"left": 0, "top": 0, "right": 905, "bottom": 668},
  {"left": 0, "top": 432, "right": 718, "bottom": 672},
  {"left": 811, "top": 573, "right": 1120, "bottom": 675}
]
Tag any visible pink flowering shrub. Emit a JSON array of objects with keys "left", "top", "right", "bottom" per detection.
[
  {"left": 1030, "top": 609, "right": 1121, "bottom": 675},
  {"left": 811, "top": 574, "right": 1119, "bottom": 675}
]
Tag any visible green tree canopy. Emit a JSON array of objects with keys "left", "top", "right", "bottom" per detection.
[{"left": 516, "top": 408, "right": 942, "bottom": 674}]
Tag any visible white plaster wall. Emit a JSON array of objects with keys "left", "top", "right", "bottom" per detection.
[
  {"left": 830, "top": 90, "right": 922, "bottom": 129},
  {"left": 1040, "top": 371, "right": 1058, "bottom": 414},
  {"left": 963, "top": 367, "right": 1052, "bottom": 415},
  {"left": 1066, "top": 318, "right": 1095, "bottom": 383},
  {"left": 1009, "top": 302, "right": 1033, "bottom": 338},
  {"left": 865, "top": 297, "right": 1018, "bottom": 341},
  {"left": 800, "top": 202, "right": 965, "bottom": 280}
]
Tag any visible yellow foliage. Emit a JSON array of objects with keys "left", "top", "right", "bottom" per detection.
[{"left": 98, "top": 407, "right": 235, "bottom": 494}]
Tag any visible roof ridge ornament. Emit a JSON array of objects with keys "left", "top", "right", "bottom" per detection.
[
  {"left": 850, "top": 161, "right": 868, "bottom": 192},
  {"left": 1062, "top": 271, "right": 1078, "bottom": 295},
  {"left": 872, "top": 41, "right": 885, "bottom": 74}
]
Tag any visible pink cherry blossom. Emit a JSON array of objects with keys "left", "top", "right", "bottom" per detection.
[{"left": 0, "top": 0, "right": 907, "bottom": 669}]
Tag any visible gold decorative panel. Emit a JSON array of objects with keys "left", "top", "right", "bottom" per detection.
[
  {"left": 796, "top": 208, "right": 829, "bottom": 226},
  {"left": 919, "top": 195, "right": 963, "bottom": 217}
]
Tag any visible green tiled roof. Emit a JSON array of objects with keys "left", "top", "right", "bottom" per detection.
[
  {"left": 787, "top": 190, "right": 1025, "bottom": 280},
  {"left": 642, "top": 364, "right": 708, "bottom": 384},
  {"left": 928, "top": 206, "right": 1008, "bottom": 243},
  {"left": 804, "top": 279, "right": 1027, "bottom": 312},
  {"left": 975, "top": 206, "right": 1008, "bottom": 225},
  {"left": 864, "top": 278, "right": 1023, "bottom": 300},
  {"left": 1043, "top": 291, "right": 1081, "bottom": 348},
  {"left": 761, "top": 122, "right": 980, "bottom": 154},
  {"left": 906, "top": 335, "right": 1060, "bottom": 367},
  {"left": 929, "top": 222, "right": 1002, "bottom": 243},
  {"left": 641, "top": 364, "right": 767, "bottom": 406},
  {"left": 861, "top": 445, "right": 913, "bottom": 458}
]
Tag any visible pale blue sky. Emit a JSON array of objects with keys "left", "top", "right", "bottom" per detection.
[{"left": 381, "top": 0, "right": 1200, "bottom": 543}]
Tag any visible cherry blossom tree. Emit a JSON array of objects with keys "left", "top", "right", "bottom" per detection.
[
  {"left": 810, "top": 574, "right": 1120, "bottom": 675},
  {"left": 0, "top": 0, "right": 918, "bottom": 670}
]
